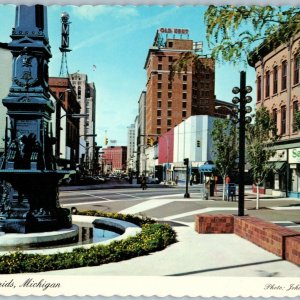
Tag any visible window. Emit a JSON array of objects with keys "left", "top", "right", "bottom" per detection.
[
  {"left": 205, "top": 91, "right": 209, "bottom": 97},
  {"left": 273, "top": 66, "right": 278, "bottom": 94},
  {"left": 272, "top": 108, "right": 277, "bottom": 134},
  {"left": 157, "top": 119, "right": 161, "bottom": 126},
  {"left": 157, "top": 128, "right": 161, "bottom": 135},
  {"left": 168, "top": 110, "right": 172, "bottom": 117},
  {"left": 157, "top": 101, "right": 162, "bottom": 108},
  {"left": 294, "top": 56, "right": 300, "bottom": 85},
  {"left": 168, "top": 82, "right": 172, "bottom": 90},
  {"left": 157, "top": 110, "right": 161, "bottom": 117},
  {"left": 293, "top": 101, "right": 299, "bottom": 132},
  {"left": 168, "top": 101, "right": 172, "bottom": 108},
  {"left": 182, "top": 102, "right": 187, "bottom": 108},
  {"left": 167, "top": 119, "right": 172, "bottom": 126},
  {"left": 157, "top": 83, "right": 162, "bottom": 89},
  {"left": 282, "top": 60, "right": 287, "bottom": 91},
  {"left": 168, "top": 42, "right": 173, "bottom": 48},
  {"left": 205, "top": 74, "right": 210, "bottom": 79},
  {"left": 265, "top": 71, "right": 270, "bottom": 98},
  {"left": 158, "top": 64, "right": 162, "bottom": 70},
  {"left": 182, "top": 93, "right": 187, "bottom": 99},
  {"left": 168, "top": 92, "right": 172, "bottom": 99},
  {"left": 158, "top": 74, "right": 162, "bottom": 80},
  {"left": 168, "top": 56, "right": 173, "bottom": 63},
  {"left": 157, "top": 92, "right": 161, "bottom": 99},
  {"left": 257, "top": 76, "right": 261, "bottom": 101},
  {"left": 281, "top": 105, "right": 286, "bottom": 135},
  {"left": 182, "top": 111, "right": 187, "bottom": 118},
  {"left": 158, "top": 56, "right": 163, "bottom": 62},
  {"left": 183, "top": 74, "right": 187, "bottom": 81},
  {"left": 183, "top": 84, "right": 187, "bottom": 90},
  {"left": 78, "top": 86, "right": 81, "bottom": 99}
]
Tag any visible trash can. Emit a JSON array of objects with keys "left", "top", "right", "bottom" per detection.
[{"left": 226, "top": 183, "right": 236, "bottom": 201}]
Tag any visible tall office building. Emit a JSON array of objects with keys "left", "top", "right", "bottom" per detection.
[
  {"left": 144, "top": 28, "right": 216, "bottom": 137},
  {"left": 126, "top": 124, "right": 135, "bottom": 171},
  {"left": 70, "top": 72, "right": 96, "bottom": 172}
]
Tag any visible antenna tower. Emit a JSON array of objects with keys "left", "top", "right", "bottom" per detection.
[{"left": 59, "top": 12, "right": 71, "bottom": 77}]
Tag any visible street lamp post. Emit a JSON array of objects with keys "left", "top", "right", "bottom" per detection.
[{"left": 232, "top": 71, "right": 253, "bottom": 216}]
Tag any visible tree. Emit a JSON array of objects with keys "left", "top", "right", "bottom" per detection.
[
  {"left": 212, "top": 118, "right": 238, "bottom": 201},
  {"left": 246, "top": 107, "right": 279, "bottom": 209},
  {"left": 204, "top": 6, "right": 300, "bottom": 64}
]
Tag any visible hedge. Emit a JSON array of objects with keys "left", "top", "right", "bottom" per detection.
[{"left": 0, "top": 211, "right": 177, "bottom": 274}]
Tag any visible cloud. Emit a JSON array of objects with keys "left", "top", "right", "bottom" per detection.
[
  {"left": 70, "top": 5, "right": 139, "bottom": 21},
  {"left": 72, "top": 7, "right": 178, "bottom": 51}
]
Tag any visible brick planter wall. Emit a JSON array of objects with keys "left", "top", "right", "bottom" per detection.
[
  {"left": 195, "top": 214, "right": 300, "bottom": 266},
  {"left": 195, "top": 214, "right": 234, "bottom": 234},
  {"left": 285, "top": 236, "right": 300, "bottom": 265}
]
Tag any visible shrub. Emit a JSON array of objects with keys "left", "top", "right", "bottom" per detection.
[{"left": 0, "top": 211, "right": 177, "bottom": 273}]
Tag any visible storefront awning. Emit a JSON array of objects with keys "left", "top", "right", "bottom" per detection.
[
  {"left": 273, "top": 161, "right": 287, "bottom": 173},
  {"left": 199, "top": 164, "right": 216, "bottom": 173}
]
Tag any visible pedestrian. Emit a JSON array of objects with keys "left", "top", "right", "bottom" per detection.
[
  {"left": 175, "top": 176, "right": 179, "bottom": 185},
  {"left": 141, "top": 176, "right": 147, "bottom": 190},
  {"left": 190, "top": 174, "right": 193, "bottom": 186}
]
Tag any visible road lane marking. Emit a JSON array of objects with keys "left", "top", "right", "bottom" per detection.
[
  {"left": 269, "top": 206, "right": 300, "bottom": 210},
  {"left": 162, "top": 207, "right": 238, "bottom": 221},
  {"left": 62, "top": 200, "right": 109, "bottom": 207},
  {"left": 119, "top": 199, "right": 175, "bottom": 214},
  {"left": 78, "top": 192, "right": 111, "bottom": 201},
  {"left": 112, "top": 192, "right": 144, "bottom": 199}
]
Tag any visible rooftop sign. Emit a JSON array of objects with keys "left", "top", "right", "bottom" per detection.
[{"left": 159, "top": 28, "right": 189, "bottom": 35}]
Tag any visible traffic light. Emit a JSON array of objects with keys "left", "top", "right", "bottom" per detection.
[
  {"left": 183, "top": 158, "right": 189, "bottom": 165},
  {"left": 147, "top": 138, "right": 154, "bottom": 146},
  {"left": 196, "top": 140, "right": 200, "bottom": 147},
  {"left": 104, "top": 137, "right": 108, "bottom": 145}
]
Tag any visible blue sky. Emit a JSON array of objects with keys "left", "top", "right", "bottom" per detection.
[{"left": 0, "top": 5, "right": 256, "bottom": 146}]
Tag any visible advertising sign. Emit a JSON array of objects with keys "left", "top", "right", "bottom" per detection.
[{"left": 289, "top": 148, "right": 300, "bottom": 163}]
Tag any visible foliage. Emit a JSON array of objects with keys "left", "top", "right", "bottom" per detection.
[
  {"left": 77, "top": 210, "right": 156, "bottom": 226},
  {"left": 212, "top": 118, "right": 238, "bottom": 177},
  {"left": 211, "top": 118, "right": 238, "bottom": 200},
  {"left": 246, "top": 107, "right": 280, "bottom": 208},
  {"left": 0, "top": 212, "right": 176, "bottom": 274},
  {"left": 204, "top": 6, "right": 300, "bottom": 64}
]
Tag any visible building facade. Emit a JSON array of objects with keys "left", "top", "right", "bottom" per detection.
[
  {"left": 49, "top": 77, "right": 80, "bottom": 169},
  {"left": 69, "top": 72, "right": 96, "bottom": 173},
  {"left": 250, "top": 33, "right": 300, "bottom": 197},
  {"left": 102, "top": 146, "right": 127, "bottom": 173},
  {"left": 144, "top": 29, "right": 216, "bottom": 138},
  {"left": 126, "top": 124, "right": 135, "bottom": 171}
]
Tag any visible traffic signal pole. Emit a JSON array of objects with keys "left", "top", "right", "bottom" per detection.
[{"left": 184, "top": 158, "right": 190, "bottom": 198}]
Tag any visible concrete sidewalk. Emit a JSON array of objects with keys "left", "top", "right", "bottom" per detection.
[{"left": 44, "top": 223, "right": 300, "bottom": 277}]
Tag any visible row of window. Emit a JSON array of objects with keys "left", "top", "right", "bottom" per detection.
[
  {"left": 272, "top": 101, "right": 299, "bottom": 135},
  {"left": 156, "top": 73, "right": 187, "bottom": 81},
  {"left": 258, "top": 56, "right": 300, "bottom": 100},
  {"left": 157, "top": 101, "right": 187, "bottom": 108},
  {"left": 156, "top": 110, "right": 187, "bottom": 118},
  {"left": 157, "top": 91, "right": 187, "bottom": 99}
]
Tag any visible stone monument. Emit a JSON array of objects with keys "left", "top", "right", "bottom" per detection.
[{"left": 0, "top": 5, "right": 71, "bottom": 233}]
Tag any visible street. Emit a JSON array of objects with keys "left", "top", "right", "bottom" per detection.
[{"left": 59, "top": 184, "right": 300, "bottom": 229}]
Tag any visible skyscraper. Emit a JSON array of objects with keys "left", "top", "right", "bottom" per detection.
[
  {"left": 69, "top": 72, "right": 96, "bottom": 172},
  {"left": 144, "top": 28, "right": 215, "bottom": 137}
]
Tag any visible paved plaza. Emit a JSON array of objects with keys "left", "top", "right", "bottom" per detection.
[{"left": 38, "top": 185, "right": 300, "bottom": 276}]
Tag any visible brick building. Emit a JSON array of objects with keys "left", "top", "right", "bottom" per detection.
[
  {"left": 49, "top": 77, "right": 80, "bottom": 168},
  {"left": 102, "top": 146, "right": 127, "bottom": 173},
  {"left": 249, "top": 32, "right": 300, "bottom": 197},
  {"left": 144, "top": 28, "right": 233, "bottom": 139}
]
